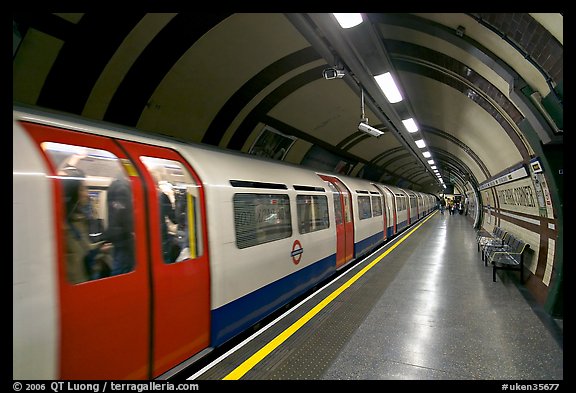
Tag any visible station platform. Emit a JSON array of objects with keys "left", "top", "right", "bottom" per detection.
[{"left": 168, "top": 211, "right": 563, "bottom": 381}]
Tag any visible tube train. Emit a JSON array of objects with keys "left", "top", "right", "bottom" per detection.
[{"left": 13, "top": 106, "right": 437, "bottom": 380}]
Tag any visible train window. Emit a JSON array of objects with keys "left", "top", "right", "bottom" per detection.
[
  {"left": 140, "top": 157, "right": 204, "bottom": 263},
  {"left": 371, "top": 194, "right": 382, "bottom": 216},
  {"left": 395, "top": 194, "right": 406, "bottom": 212},
  {"left": 343, "top": 192, "right": 352, "bottom": 223},
  {"left": 296, "top": 195, "right": 329, "bottom": 234},
  {"left": 233, "top": 194, "right": 292, "bottom": 249},
  {"left": 42, "top": 142, "right": 136, "bottom": 284},
  {"left": 358, "top": 195, "right": 372, "bottom": 220}
]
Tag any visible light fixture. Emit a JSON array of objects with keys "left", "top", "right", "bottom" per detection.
[
  {"left": 430, "top": 165, "right": 437, "bottom": 169},
  {"left": 402, "top": 118, "right": 418, "bottom": 133},
  {"left": 374, "top": 72, "right": 403, "bottom": 103},
  {"left": 415, "top": 139, "right": 426, "bottom": 148},
  {"left": 357, "top": 88, "right": 384, "bottom": 137},
  {"left": 358, "top": 122, "right": 384, "bottom": 137},
  {"left": 333, "top": 13, "right": 363, "bottom": 28},
  {"left": 428, "top": 159, "right": 435, "bottom": 165},
  {"left": 422, "top": 151, "right": 431, "bottom": 158},
  {"left": 456, "top": 25, "right": 465, "bottom": 37}
]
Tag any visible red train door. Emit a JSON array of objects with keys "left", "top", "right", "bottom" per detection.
[
  {"left": 319, "top": 174, "right": 354, "bottom": 268},
  {"left": 26, "top": 123, "right": 150, "bottom": 379},
  {"left": 119, "top": 141, "right": 210, "bottom": 378}
]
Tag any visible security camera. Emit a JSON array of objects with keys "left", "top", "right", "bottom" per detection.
[
  {"left": 322, "top": 68, "right": 345, "bottom": 80},
  {"left": 358, "top": 122, "right": 384, "bottom": 137}
]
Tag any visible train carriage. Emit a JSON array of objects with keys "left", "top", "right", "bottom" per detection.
[
  {"left": 13, "top": 107, "right": 436, "bottom": 380},
  {"left": 372, "top": 183, "right": 396, "bottom": 238},
  {"left": 424, "top": 193, "right": 436, "bottom": 215},
  {"left": 415, "top": 192, "right": 424, "bottom": 220},
  {"left": 404, "top": 190, "right": 418, "bottom": 225},
  {"left": 182, "top": 149, "right": 339, "bottom": 346},
  {"left": 336, "top": 176, "right": 385, "bottom": 259},
  {"left": 381, "top": 184, "right": 409, "bottom": 232}
]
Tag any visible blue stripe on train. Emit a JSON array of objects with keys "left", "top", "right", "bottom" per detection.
[
  {"left": 354, "top": 230, "right": 384, "bottom": 258},
  {"left": 396, "top": 220, "right": 408, "bottom": 231},
  {"left": 211, "top": 219, "right": 415, "bottom": 346},
  {"left": 210, "top": 253, "right": 336, "bottom": 347},
  {"left": 386, "top": 226, "right": 394, "bottom": 238}
]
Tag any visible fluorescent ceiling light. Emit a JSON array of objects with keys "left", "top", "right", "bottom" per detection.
[
  {"left": 333, "top": 13, "right": 363, "bottom": 28},
  {"left": 402, "top": 118, "right": 418, "bottom": 133},
  {"left": 430, "top": 165, "right": 437, "bottom": 169},
  {"left": 374, "top": 72, "right": 403, "bottom": 103},
  {"left": 415, "top": 139, "right": 426, "bottom": 148},
  {"left": 428, "top": 160, "right": 435, "bottom": 165},
  {"left": 422, "top": 151, "right": 431, "bottom": 158}
]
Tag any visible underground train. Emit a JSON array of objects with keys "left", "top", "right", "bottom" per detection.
[{"left": 13, "top": 106, "right": 437, "bottom": 380}]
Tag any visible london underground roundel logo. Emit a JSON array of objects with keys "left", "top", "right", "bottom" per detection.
[{"left": 291, "top": 240, "right": 303, "bottom": 265}]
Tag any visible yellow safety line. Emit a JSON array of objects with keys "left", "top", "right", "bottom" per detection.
[{"left": 223, "top": 211, "right": 437, "bottom": 379}]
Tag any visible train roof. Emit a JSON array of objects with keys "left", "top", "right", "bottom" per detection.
[{"left": 13, "top": 104, "right": 431, "bottom": 195}]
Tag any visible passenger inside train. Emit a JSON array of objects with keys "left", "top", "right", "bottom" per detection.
[
  {"left": 104, "top": 175, "right": 135, "bottom": 275},
  {"left": 147, "top": 164, "right": 194, "bottom": 263},
  {"left": 59, "top": 165, "right": 113, "bottom": 283},
  {"left": 46, "top": 141, "right": 137, "bottom": 283}
]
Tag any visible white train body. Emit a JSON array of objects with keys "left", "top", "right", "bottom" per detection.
[{"left": 13, "top": 107, "right": 436, "bottom": 380}]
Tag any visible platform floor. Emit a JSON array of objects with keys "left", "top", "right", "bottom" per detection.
[{"left": 171, "top": 211, "right": 563, "bottom": 381}]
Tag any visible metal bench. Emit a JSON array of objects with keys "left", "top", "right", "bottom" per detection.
[
  {"left": 477, "top": 226, "right": 507, "bottom": 259},
  {"left": 486, "top": 239, "right": 530, "bottom": 283},
  {"left": 481, "top": 231, "right": 514, "bottom": 264}
]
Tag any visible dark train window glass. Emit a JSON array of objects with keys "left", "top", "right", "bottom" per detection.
[
  {"left": 297, "top": 195, "right": 329, "bottom": 234},
  {"left": 372, "top": 195, "right": 382, "bottom": 216},
  {"left": 140, "top": 157, "right": 204, "bottom": 264},
  {"left": 233, "top": 193, "right": 292, "bottom": 249},
  {"left": 410, "top": 196, "right": 417, "bottom": 209},
  {"left": 396, "top": 195, "right": 406, "bottom": 212},
  {"left": 42, "top": 142, "right": 136, "bottom": 284},
  {"left": 358, "top": 195, "right": 372, "bottom": 220}
]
